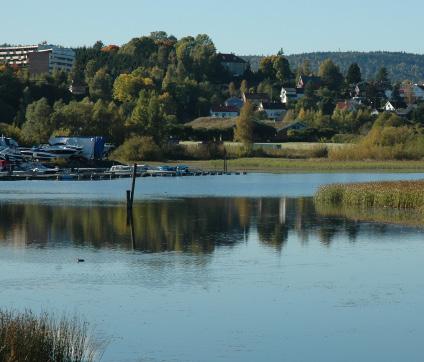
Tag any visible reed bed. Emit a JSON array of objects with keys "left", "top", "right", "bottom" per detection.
[
  {"left": 314, "top": 180, "right": 424, "bottom": 211},
  {"left": 0, "top": 310, "right": 98, "bottom": 362}
]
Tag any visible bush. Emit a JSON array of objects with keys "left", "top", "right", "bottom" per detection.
[
  {"left": 111, "top": 136, "right": 162, "bottom": 162},
  {"left": 0, "top": 310, "right": 98, "bottom": 362}
]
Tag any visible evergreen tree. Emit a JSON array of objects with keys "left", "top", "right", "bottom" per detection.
[{"left": 346, "top": 63, "right": 362, "bottom": 84}]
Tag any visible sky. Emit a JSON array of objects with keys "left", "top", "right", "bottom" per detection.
[{"left": 2, "top": 0, "right": 424, "bottom": 55}]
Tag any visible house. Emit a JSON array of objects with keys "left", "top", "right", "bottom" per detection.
[
  {"left": 210, "top": 105, "right": 239, "bottom": 118},
  {"left": 384, "top": 100, "right": 407, "bottom": 112},
  {"left": 69, "top": 81, "right": 86, "bottom": 95},
  {"left": 354, "top": 82, "right": 368, "bottom": 98},
  {"left": 217, "top": 53, "right": 248, "bottom": 77},
  {"left": 412, "top": 84, "right": 424, "bottom": 100},
  {"left": 280, "top": 87, "right": 304, "bottom": 104},
  {"left": 258, "top": 102, "right": 286, "bottom": 120},
  {"left": 276, "top": 120, "right": 307, "bottom": 134},
  {"left": 225, "top": 97, "right": 244, "bottom": 110},
  {"left": 401, "top": 84, "right": 424, "bottom": 102},
  {"left": 335, "top": 100, "right": 358, "bottom": 112},
  {"left": 242, "top": 92, "right": 270, "bottom": 106},
  {"left": 297, "top": 75, "right": 322, "bottom": 89}
]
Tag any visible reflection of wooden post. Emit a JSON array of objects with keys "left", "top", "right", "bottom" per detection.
[
  {"left": 126, "top": 190, "right": 131, "bottom": 214},
  {"left": 223, "top": 148, "right": 227, "bottom": 173}
]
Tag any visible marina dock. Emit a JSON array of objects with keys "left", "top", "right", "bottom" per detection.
[{"left": 0, "top": 168, "right": 247, "bottom": 181}]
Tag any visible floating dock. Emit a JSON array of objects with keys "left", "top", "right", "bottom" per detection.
[{"left": 0, "top": 169, "right": 247, "bottom": 181}]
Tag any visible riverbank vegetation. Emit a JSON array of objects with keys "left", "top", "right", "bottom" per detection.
[
  {"left": 314, "top": 180, "right": 424, "bottom": 211},
  {"left": 0, "top": 310, "right": 99, "bottom": 362}
]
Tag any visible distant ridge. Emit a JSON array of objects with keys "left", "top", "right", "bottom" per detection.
[{"left": 241, "top": 51, "right": 424, "bottom": 82}]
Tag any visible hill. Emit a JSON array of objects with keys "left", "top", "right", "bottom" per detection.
[{"left": 242, "top": 52, "right": 424, "bottom": 82}]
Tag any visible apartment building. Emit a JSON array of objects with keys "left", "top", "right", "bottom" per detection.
[{"left": 0, "top": 43, "right": 75, "bottom": 75}]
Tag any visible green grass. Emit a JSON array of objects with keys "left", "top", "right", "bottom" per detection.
[
  {"left": 314, "top": 180, "right": 424, "bottom": 211},
  {"left": 148, "top": 158, "right": 424, "bottom": 173}
]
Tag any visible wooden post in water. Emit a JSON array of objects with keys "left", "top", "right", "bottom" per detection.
[{"left": 130, "top": 163, "right": 137, "bottom": 209}]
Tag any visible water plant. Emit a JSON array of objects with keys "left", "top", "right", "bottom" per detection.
[
  {"left": 314, "top": 180, "right": 424, "bottom": 211},
  {"left": 0, "top": 310, "right": 99, "bottom": 362}
]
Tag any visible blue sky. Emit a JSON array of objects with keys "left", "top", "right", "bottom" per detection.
[{"left": 2, "top": 0, "right": 423, "bottom": 55}]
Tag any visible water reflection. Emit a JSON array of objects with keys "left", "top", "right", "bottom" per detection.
[{"left": 0, "top": 198, "right": 420, "bottom": 252}]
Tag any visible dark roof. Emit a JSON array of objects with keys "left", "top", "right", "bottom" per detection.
[
  {"left": 211, "top": 105, "right": 239, "bottom": 113},
  {"left": 261, "top": 102, "right": 286, "bottom": 110},
  {"left": 299, "top": 75, "right": 322, "bottom": 86},
  {"left": 387, "top": 100, "right": 407, "bottom": 109},
  {"left": 244, "top": 93, "right": 270, "bottom": 100},
  {"left": 217, "top": 53, "right": 247, "bottom": 64},
  {"left": 277, "top": 120, "right": 307, "bottom": 132}
]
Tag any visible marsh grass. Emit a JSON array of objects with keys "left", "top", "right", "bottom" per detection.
[
  {"left": 314, "top": 180, "right": 424, "bottom": 211},
  {"left": 0, "top": 310, "right": 99, "bottom": 362},
  {"left": 315, "top": 202, "right": 424, "bottom": 227}
]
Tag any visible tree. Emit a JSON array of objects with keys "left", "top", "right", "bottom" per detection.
[
  {"left": 228, "top": 82, "right": 237, "bottom": 97},
  {"left": 113, "top": 72, "right": 154, "bottom": 103},
  {"left": 89, "top": 69, "right": 112, "bottom": 101},
  {"left": 22, "top": 98, "right": 53, "bottom": 144},
  {"left": 273, "top": 56, "right": 292, "bottom": 83},
  {"left": 240, "top": 80, "right": 248, "bottom": 95},
  {"left": 346, "top": 63, "right": 362, "bottom": 84},
  {"left": 375, "top": 67, "right": 390, "bottom": 84},
  {"left": 234, "top": 102, "right": 254, "bottom": 145},
  {"left": 318, "top": 59, "right": 344, "bottom": 91}
]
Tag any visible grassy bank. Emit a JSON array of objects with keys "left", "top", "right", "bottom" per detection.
[
  {"left": 0, "top": 310, "right": 98, "bottom": 362},
  {"left": 314, "top": 180, "right": 424, "bottom": 211},
  {"left": 147, "top": 158, "right": 424, "bottom": 173}
]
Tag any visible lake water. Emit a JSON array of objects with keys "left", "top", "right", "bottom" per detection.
[{"left": 1, "top": 173, "right": 424, "bottom": 362}]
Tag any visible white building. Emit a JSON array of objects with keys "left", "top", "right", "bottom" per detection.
[
  {"left": 258, "top": 102, "right": 286, "bottom": 120},
  {"left": 0, "top": 43, "right": 75, "bottom": 74},
  {"left": 0, "top": 44, "right": 38, "bottom": 67},
  {"left": 280, "top": 87, "right": 304, "bottom": 104}
]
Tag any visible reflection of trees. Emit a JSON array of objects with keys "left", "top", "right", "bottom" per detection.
[
  {"left": 0, "top": 198, "right": 253, "bottom": 254},
  {"left": 0, "top": 197, "right": 409, "bottom": 254},
  {"left": 256, "top": 198, "right": 289, "bottom": 250}
]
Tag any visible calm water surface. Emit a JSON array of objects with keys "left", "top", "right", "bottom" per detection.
[{"left": 0, "top": 173, "right": 424, "bottom": 362}]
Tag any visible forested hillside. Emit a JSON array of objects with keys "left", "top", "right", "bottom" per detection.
[{"left": 243, "top": 52, "right": 424, "bottom": 82}]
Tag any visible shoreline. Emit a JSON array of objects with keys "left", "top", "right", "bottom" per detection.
[{"left": 145, "top": 158, "right": 424, "bottom": 173}]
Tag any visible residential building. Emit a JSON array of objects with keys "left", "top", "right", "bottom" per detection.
[
  {"left": 276, "top": 120, "right": 307, "bottom": 134},
  {"left": 242, "top": 92, "right": 270, "bottom": 106},
  {"left": 297, "top": 75, "right": 322, "bottom": 89},
  {"left": 384, "top": 100, "right": 407, "bottom": 112},
  {"left": 218, "top": 53, "right": 248, "bottom": 77},
  {"left": 0, "top": 44, "right": 38, "bottom": 67},
  {"left": 335, "top": 100, "right": 358, "bottom": 112},
  {"left": 280, "top": 87, "right": 304, "bottom": 104},
  {"left": 210, "top": 105, "right": 239, "bottom": 118},
  {"left": 225, "top": 97, "right": 244, "bottom": 110},
  {"left": 258, "top": 102, "right": 286, "bottom": 120},
  {"left": 0, "top": 43, "right": 75, "bottom": 75}
]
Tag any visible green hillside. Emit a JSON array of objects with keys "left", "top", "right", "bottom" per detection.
[{"left": 242, "top": 52, "right": 424, "bottom": 82}]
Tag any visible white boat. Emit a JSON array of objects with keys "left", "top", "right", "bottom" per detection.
[{"left": 0, "top": 136, "right": 24, "bottom": 162}]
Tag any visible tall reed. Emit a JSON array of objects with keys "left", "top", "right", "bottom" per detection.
[
  {"left": 0, "top": 310, "right": 99, "bottom": 362},
  {"left": 314, "top": 180, "right": 424, "bottom": 211}
]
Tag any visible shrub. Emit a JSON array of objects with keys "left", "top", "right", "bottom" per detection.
[
  {"left": 111, "top": 136, "right": 162, "bottom": 162},
  {"left": 0, "top": 310, "right": 99, "bottom": 362}
]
